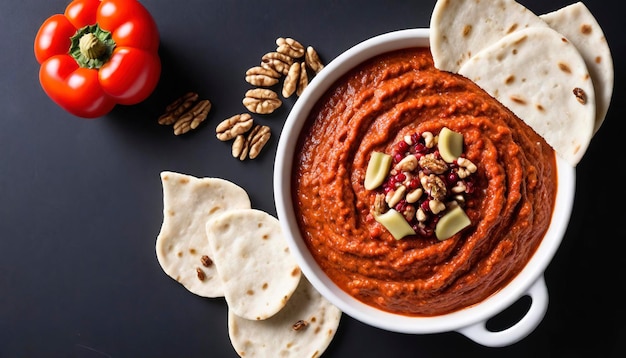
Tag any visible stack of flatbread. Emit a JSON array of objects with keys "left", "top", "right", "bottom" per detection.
[
  {"left": 430, "top": 0, "right": 613, "bottom": 166},
  {"left": 155, "top": 171, "right": 341, "bottom": 357}
]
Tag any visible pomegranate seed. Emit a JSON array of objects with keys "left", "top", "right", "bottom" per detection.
[
  {"left": 393, "top": 153, "right": 403, "bottom": 163},
  {"left": 411, "top": 133, "right": 420, "bottom": 144},
  {"left": 395, "top": 199, "right": 407, "bottom": 212},
  {"left": 408, "top": 178, "right": 420, "bottom": 189},
  {"left": 395, "top": 173, "right": 406, "bottom": 182},
  {"left": 420, "top": 199, "right": 430, "bottom": 212},
  {"left": 397, "top": 141, "right": 409, "bottom": 153},
  {"left": 446, "top": 172, "right": 459, "bottom": 185},
  {"left": 414, "top": 143, "right": 427, "bottom": 153},
  {"left": 419, "top": 227, "right": 433, "bottom": 236}
]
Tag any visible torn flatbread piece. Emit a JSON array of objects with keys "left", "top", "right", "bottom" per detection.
[
  {"left": 458, "top": 26, "right": 595, "bottom": 166},
  {"left": 228, "top": 276, "right": 342, "bottom": 358},
  {"left": 541, "top": 2, "right": 614, "bottom": 133},
  {"left": 206, "top": 208, "right": 301, "bottom": 321},
  {"left": 156, "top": 171, "right": 251, "bottom": 298},
  {"left": 430, "top": 0, "right": 548, "bottom": 72}
]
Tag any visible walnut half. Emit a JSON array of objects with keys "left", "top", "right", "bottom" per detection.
[
  {"left": 216, "top": 113, "right": 254, "bottom": 141},
  {"left": 158, "top": 92, "right": 212, "bottom": 135},
  {"left": 243, "top": 88, "right": 282, "bottom": 114},
  {"left": 173, "top": 99, "right": 211, "bottom": 135},
  {"left": 231, "top": 124, "right": 271, "bottom": 160}
]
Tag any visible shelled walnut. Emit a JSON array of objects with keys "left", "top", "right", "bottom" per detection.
[
  {"left": 172, "top": 99, "right": 211, "bottom": 135},
  {"left": 245, "top": 66, "right": 281, "bottom": 87},
  {"left": 276, "top": 37, "right": 305, "bottom": 59},
  {"left": 231, "top": 124, "right": 271, "bottom": 160},
  {"left": 158, "top": 92, "right": 211, "bottom": 135},
  {"left": 158, "top": 92, "right": 199, "bottom": 125},
  {"left": 216, "top": 113, "right": 254, "bottom": 141},
  {"left": 243, "top": 88, "right": 282, "bottom": 114},
  {"left": 305, "top": 46, "right": 324, "bottom": 74},
  {"left": 296, "top": 62, "right": 308, "bottom": 96},
  {"left": 261, "top": 52, "right": 293, "bottom": 76},
  {"left": 282, "top": 62, "right": 300, "bottom": 98}
]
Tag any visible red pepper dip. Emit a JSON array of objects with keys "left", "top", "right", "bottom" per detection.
[{"left": 292, "top": 48, "right": 557, "bottom": 316}]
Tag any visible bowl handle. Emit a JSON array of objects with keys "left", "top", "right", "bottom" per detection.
[{"left": 457, "top": 276, "right": 548, "bottom": 347}]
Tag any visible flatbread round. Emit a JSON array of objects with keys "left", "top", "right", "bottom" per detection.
[
  {"left": 156, "top": 171, "right": 251, "bottom": 298},
  {"left": 458, "top": 26, "right": 595, "bottom": 166},
  {"left": 540, "top": 2, "right": 614, "bottom": 133},
  {"left": 206, "top": 208, "right": 301, "bottom": 321},
  {"left": 228, "top": 276, "right": 342, "bottom": 358},
  {"left": 430, "top": 0, "right": 548, "bottom": 72}
]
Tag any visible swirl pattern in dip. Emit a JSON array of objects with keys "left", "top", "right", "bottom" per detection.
[{"left": 292, "top": 48, "right": 557, "bottom": 316}]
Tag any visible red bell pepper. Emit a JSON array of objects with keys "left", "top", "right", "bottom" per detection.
[{"left": 34, "top": 0, "right": 161, "bottom": 118}]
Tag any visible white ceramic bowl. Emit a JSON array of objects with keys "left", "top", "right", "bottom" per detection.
[{"left": 274, "top": 28, "right": 575, "bottom": 347}]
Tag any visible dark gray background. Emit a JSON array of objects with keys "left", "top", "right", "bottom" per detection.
[{"left": 1, "top": 0, "right": 624, "bottom": 357}]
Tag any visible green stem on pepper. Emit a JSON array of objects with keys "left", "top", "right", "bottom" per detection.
[{"left": 69, "top": 24, "right": 116, "bottom": 69}]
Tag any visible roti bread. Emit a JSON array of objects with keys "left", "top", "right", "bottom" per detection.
[
  {"left": 155, "top": 171, "right": 251, "bottom": 298},
  {"left": 228, "top": 276, "right": 342, "bottom": 358},
  {"left": 430, "top": 0, "right": 548, "bottom": 72},
  {"left": 541, "top": 2, "right": 614, "bottom": 133},
  {"left": 458, "top": 26, "right": 595, "bottom": 166},
  {"left": 206, "top": 208, "right": 302, "bottom": 321}
]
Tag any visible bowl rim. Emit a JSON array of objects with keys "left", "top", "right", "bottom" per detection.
[{"left": 274, "top": 28, "right": 575, "bottom": 334}]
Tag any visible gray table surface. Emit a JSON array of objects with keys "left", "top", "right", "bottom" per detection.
[{"left": 1, "top": 0, "right": 624, "bottom": 357}]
